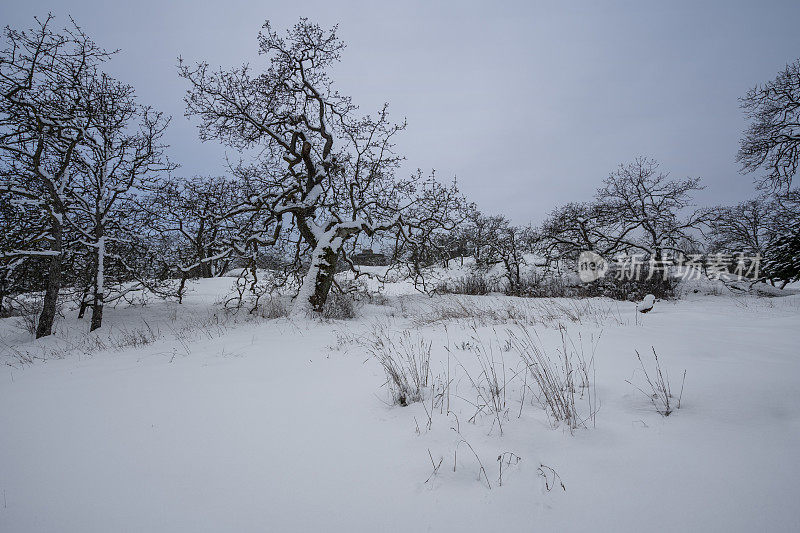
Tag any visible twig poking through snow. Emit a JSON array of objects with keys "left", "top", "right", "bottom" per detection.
[
  {"left": 424, "top": 449, "right": 443, "bottom": 484},
  {"left": 537, "top": 464, "right": 566, "bottom": 492},
  {"left": 627, "top": 347, "right": 686, "bottom": 416},
  {"left": 497, "top": 452, "right": 522, "bottom": 487}
]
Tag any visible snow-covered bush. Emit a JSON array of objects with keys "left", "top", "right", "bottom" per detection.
[
  {"left": 322, "top": 291, "right": 358, "bottom": 320},
  {"left": 568, "top": 263, "right": 677, "bottom": 301},
  {"left": 430, "top": 262, "right": 677, "bottom": 302},
  {"left": 511, "top": 272, "right": 571, "bottom": 298},
  {"left": 436, "top": 273, "right": 497, "bottom": 295}
]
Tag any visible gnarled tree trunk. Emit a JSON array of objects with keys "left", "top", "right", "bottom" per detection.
[{"left": 308, "top": 247, "right": 339, "bottom": 312}]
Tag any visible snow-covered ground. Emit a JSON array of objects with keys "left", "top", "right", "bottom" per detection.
[{"left": 1, "top": 274, "right": 799, "bottom": 532}]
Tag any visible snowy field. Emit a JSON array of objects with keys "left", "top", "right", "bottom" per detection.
[{"left": 1, "top": 276, "right": 799, "bottom": 532}]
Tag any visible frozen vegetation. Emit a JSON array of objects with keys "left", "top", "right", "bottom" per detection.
[
  {"left": 1, "top": 266, "right": 798, "bottom": 532},
  {"left": 2, "top": 11, "right": 800, "bottom": 533}
]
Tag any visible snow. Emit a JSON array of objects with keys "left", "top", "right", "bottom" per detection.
[
  {"left": 1, "top": 274, "right": 799, "bottom": 532},
  {"left": 637, "top": 293, "right": 655, "bottom": 312}
]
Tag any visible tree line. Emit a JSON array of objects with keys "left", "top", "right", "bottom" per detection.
[{"left": 1, "top": 16, "right": 799, "bottom": 337}]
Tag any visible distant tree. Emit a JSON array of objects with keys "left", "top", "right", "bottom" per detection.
[
  {"left": 539, "top": 201, "right": 640, "bottom": 261},
  {"left": 462, "top": 210, "right": 508, "bottom": 268},
  {"left": 485, "top": 220, "right": 536, "bottom": 296},
  {"left": 761, "top": 217, "right": 800, "bottom": 287},
  {"left": 738, "top": 59, "right": 800, "bottom": 192},
  {"left": 709, "top": 197, "right": 774, "bottom": 257},
  {"left": 146, "top": 175, "right": 245, "bottom": 280},
  {"left": 708, "top": 191, "right": 800, "bottom": 286},
  {"left": 598, "top": 157, "right": 709, "bottom": 260},
  {"left": 376, "top": 174, "right": 465, "bottom": 293}
]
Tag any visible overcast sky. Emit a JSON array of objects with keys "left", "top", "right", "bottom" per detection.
[{"left": 3, "top": 0, "right": 799, "bottom": 223}]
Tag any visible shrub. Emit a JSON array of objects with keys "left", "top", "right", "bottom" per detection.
[
  {"left": 515, "top": 266, "right": 676, "bottom": 301},
  {"left": 437, "top": 272, "right": 497, "bottom": 295},
  {"left": 511, "top": 272, "right": 570, "bottom": 297},
  {"left": 436, "top": 266, "right": 677, "bottom": 302},
  {"left": 322, "top": 291, "right": 358, "bottom": 320},
  {"left": 577, "top": 266, "right": 677, "bottom": 301}
]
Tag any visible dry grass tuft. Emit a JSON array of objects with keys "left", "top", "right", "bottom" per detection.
[{"left": 627, "top": 347, "right": 685, "bottom": 416}]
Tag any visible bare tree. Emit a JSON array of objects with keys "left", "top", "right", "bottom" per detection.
[
  {"left": 0, "top": 15, "right": 112, "bottom": 337},
  {"left": 460, "top": 209, "right": 508, "bottom": 268},
  {"left": 179, "top": 19, "right": 460, "bottom": 314},
  {"left": 709, "top": 197, "right": 774, "bottom": 257},
  {"left": 540, "top": 201, "right": 641, "bottom": 261},
  {"left": 486, "top": 220, "right": 536, "bottom": 296},
  {"left": 598, "top": 157, "right": 709, "bottom": 260},
  {"left": 141, "top": 173, "right": 274, "bottom": 304},
  {"left": 710, "top": 190, "right": 800, "bottom": 286},
  {"left": 146, "top": 175, "right": 243, "bottom": 277},
  {"left": 738, "top": 59, "right": 800, "bottom": 192},
  {"left": 69, "top": 72, "right": 171, "bottom": 330}
]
